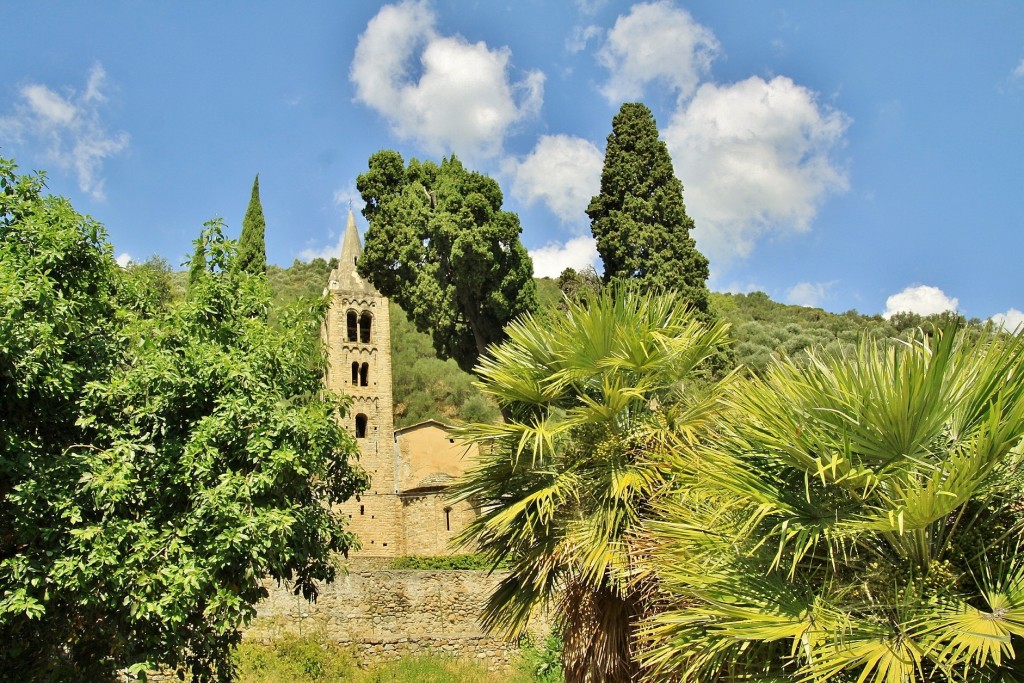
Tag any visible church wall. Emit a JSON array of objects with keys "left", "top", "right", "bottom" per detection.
[
  {"left": 399, "top": 495, "right": 477, "bottom": 556},
  {"left": 394, "top": 422, "right": 476, "bottom": 491},
  {"left": 338, "top": 493, "right": 403, "bottom": 557}
]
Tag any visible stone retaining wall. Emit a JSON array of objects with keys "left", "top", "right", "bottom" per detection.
[{"left": 245, "top": 569, "right": 546, "bottom": 670}]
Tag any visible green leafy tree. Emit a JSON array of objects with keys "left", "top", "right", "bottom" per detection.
[
  {"left": 119, "top": 255, "right": 183, "bottom": 316},
  {"left": 452, "top": 290, "right": 730, "bottom": 682},
  {"left": 237, "top": 173, "right": 267, "bottom": 275},
  {"left": 556, "top": 266, "right": 603, "bottom": 306},
  {"left": 1, "top": 159, "right": 122, "bottom": 680},
  {"left": 0, "top": 157, "right": 367, "bottom": 681},
  {"left": 356, "top": 150, "right": 537, "bottom": 373},
  {"left": 586, "top": 103, "right": 711, "bottom": 318},
  {"left": 389, "top": 302, "right": 499, "bottom": 427},
  {"left": 640, "top": 326, "right": 1024, "bottom": 682}
]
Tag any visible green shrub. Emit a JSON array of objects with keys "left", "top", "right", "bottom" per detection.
[
  {"left": 234, "top": 632, "right": 355, "bottom": 683},
  {"left": 386, "top": 554, "right": 506, "bottom": 570},
  {"left": 515, "top": 632, "right": 564, "bottom": 683}
]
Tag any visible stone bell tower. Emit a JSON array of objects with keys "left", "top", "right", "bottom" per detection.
[{"left": 324, "top": 211, "right": 398, "bottom": 555}]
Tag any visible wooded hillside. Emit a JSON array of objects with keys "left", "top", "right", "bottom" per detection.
[{"left": 141, "top": 257, "right": 979, "bottom": 423}]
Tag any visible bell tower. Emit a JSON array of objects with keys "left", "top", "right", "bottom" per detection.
[{"left": 324, "top": 211, "right": 397, "bottom": 554}]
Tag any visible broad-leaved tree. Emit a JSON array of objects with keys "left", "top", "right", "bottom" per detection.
[
  {"left": 0, "top": 158, "right": 367, "bottom": 681},
  {"left": 356, "top": 151, "right": 537, "bottom": 373}
]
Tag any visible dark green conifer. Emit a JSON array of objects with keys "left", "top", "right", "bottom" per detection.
[
  {"left": 586, "top": 102, "right": 711, "bottom": 317},
  {"left": 237, "top": 174, "right": 266, "bottom": 275}
]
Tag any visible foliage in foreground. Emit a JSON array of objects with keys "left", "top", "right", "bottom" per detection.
[
  {"left": 452, "top": 290, "right": 730, "bottom": 683},
  {"left": 641, "top": 326, "right": 1024, "bottom": 682},
  {"left": 0, "top": 158, "right": 367, "bottom": 681}
]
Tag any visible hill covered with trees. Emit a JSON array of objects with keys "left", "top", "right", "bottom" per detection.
[
  {"left": 133, "top": 254, "right": 979, "bottom": 423},
  {"left": 227, "top": 255, "right": 983, "bottom": 428}
]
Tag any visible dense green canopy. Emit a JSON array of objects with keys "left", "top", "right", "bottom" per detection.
[
  {"left": 236, "top": 173, "right": 267, "bottom": 275},
  {"left": 0, "top": 158, "right": 366, "bottom": 681},
  {"left": 587, "top": 102, "right": 711, "bottom": 318},
  {"left": 356, "top": 150, "right": 537, "bottom": 373}
]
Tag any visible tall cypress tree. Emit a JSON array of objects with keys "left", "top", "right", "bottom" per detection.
[
  {"left": 586, "top": 102, "right": 711, "bottom": 318},
  {"left": 237, "top": 174, "right": 266, "bottom": 275}
]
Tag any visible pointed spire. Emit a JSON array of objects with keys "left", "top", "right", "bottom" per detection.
[
  {"left": 340, "top": 210, "right": 362, "bottom": 267},
  {"left": 329, "top": 210, "right": 375, "bottom": 294}
]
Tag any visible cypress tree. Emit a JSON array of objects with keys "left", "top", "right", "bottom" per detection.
[
  {"left": 586, "top": 102, "right": 711, "bottom": 317},
  {"left": 237, "top": 174, "right": 266, "bottom": 275}
]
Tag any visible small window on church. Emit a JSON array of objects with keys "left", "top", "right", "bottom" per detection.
[
  {"left": 351, "top": 361, "right": 359, "bottom": 385},
  {"left": 360, "top": 505, "right": 364, "bottom": 515},
  {"left": 346, "top": 310, "right": 358, "bottom": 342},
  {"left": 359, "top": 311, "right": 372, "bottom": 343},
  {"left": 360, "top": 362, "right": 369, "bottom": 386},
  {"left": 444, "top": 507, "right": 451, "bottom": 531},
  {"left": 355, "top": 413, "right": 368, "bottom": 438}
]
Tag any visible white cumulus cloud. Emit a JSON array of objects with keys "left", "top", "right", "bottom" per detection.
[
  {"left": 505, "top": 134, "right": 603, "bottom": 226},
  {"left": 115, "top": 252, "right": 132, "bottom": 268},
  {"left": 529, "top": 235, "right": 599, "bottom": 278},
  {"left": 1013, "top": 58, "right": 1024, "bottom": 80},
  {"left": 0, "top": 63, "right": 129, "bottom": 200},
  {"left": 991, "top": 308, "right": 1024, "bottom": 333},
  {"left": 664, "top": 76, "right": 850, "bottom": 262},
  {"left": 786, "top": 281, "right": 834, "bottom": 308},
  {"left": 350, "top": 0, "right": 544, "bottom": 162},
  {"left": 882, "top": 285, "right": 959, "bottom": 319},
  {"left": 596, "top": 1, "right": 718, "bottom": 104}
]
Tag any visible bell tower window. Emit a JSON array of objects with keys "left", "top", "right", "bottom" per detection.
[
  {"left": 346, "top": 310, "right": 358, "bottom": 342},
  {"left": 359, "top": 311, "right": 372, "bottom": 343}
]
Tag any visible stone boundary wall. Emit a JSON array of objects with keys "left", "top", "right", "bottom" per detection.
[{"left": 245, "top": 569, "right": 547, "bottom": 670}]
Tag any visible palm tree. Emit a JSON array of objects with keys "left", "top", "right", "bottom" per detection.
[
  {"left": 639, "top": 326, "right": 1024, "bottom": 682},
  {"left": 450, "top": 290, "right": 730, "bottom": 683}
]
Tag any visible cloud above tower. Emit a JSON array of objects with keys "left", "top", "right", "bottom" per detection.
[
  {"left": 587, "top": 3, "right": 850, "bottom": 264},
  {"left": 351, "top": 0, "right": 544, "bottom": 162}
]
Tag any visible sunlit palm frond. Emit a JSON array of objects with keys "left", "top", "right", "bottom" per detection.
[
  {"left": 452, "top": 288, "right": 731, "bottom": 682},
  {"left": 639, "top": 324, "right": 1024, "bottom": 682}
]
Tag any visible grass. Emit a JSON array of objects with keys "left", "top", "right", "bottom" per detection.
[
  {"left": 233, "top": 632, "right": 563, "bottom": 683},
  {"left": 347, "top": 656, "right": 529, "bottom": 683}
]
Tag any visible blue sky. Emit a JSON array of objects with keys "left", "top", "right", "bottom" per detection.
[{"left": 2, "top": 2, "right": 1023, "bottom": 324}]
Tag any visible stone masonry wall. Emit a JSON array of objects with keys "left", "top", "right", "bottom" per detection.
[{"left": 246, "top": 570, "right": 549, "bottom": 670}]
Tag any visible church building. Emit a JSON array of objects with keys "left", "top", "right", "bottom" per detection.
[{"left": 322, "top": 212, "right": 479, "bottom": 557}]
